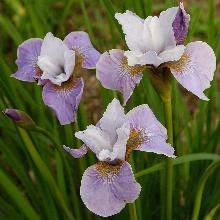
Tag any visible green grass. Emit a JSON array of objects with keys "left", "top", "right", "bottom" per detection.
[{"left": 0, "top": 0, "right": 220, "bottom": 220}]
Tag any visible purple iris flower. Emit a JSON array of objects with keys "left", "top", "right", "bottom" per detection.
[
  {"left": 64, "top": 98, "right": 175, "bottom": 217},
  {"left": 12, "top": 32, "right": 100, "bottom": 125},
  {"left": 97, "top": 3, "right": 216, "bottom": 103}
]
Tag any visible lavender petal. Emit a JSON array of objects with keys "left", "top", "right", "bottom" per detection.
[{"left": 80, "top": 161, "right": 141, "bottom": 217}]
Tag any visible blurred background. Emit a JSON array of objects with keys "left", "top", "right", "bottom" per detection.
[{"left": 0, "top": 0, "right": 220, "bottom": 219}]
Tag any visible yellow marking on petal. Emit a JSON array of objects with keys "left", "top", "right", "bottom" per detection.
[
  {"left": 126, "top": 128, "right": 145, "bottom": 160},
  {"left": 73, "top": 48, "right": 85, "bottom": 69},
  {"left": 96, "top": 161, "right": 122, "bottom": 177},
  {"left": 166, "top": 53, "right": 189, "bottom": 72},
  {"left": 122, "top": 57, "right": 145, "bottom": 76},
  {"left": 53, "top": 76, "right": 78, "bottom": 92}
]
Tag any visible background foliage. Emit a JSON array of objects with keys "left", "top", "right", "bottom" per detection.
[{"left": 0, "top": 0, "right": 220, "bottom": 219}]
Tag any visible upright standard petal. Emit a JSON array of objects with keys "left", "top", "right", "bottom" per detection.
[
  {"left": 64, "top": 31, "right": 100, "bottom": 69},
  {"left": 63, "top": 144, "right": 88, "bottom": 158},
  {"left": 125, "top": 105, "right": 175, "bottom": 158},
  {"left": 172, "top": 3, "right": 190, "bottom": 45},
  {"left": 80, "top": 161, "right": 141, "bottom": 217},
  {"left": 38, "top": 32, "right": 75, "bottom": 85},
  {"left": 99, "top": 98, "right": 126, "bottom": 143},
  {"left": 167, "top": 41, "right": 216, "bottom": 100},
  {"left": 42, "top": 77, "right": 84, "bottom": 125},
  {"left": 75, "top": 125, "right": 112, "bottom": 156},
  {"left": 115, "top": 11, "right": 144, "bottom": 52},
  {"left": 96, "top": 49, "right": 144, "bottom": 104},
  {"left": 13, "top": 38, "right": 42, "bottom": 82},
  {"left": 159, "top": 6, "right": 178, "bottom": 48}
]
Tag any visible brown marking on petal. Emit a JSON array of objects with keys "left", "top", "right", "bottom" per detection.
[
  {"left": 96, "top": 161, "right": 123, "bottom": 177},
  {"left": 73, "top": 48, "right": 85, "bottom": 69},
  {"left": 53, "top": 76, "right": 78, "bottom": 92},
  {"left": 121, "top": 57, "right": 145, "bottom": 76},
  {"left": 125, "top": 128, "right": 145, "bottom": 160},
  {"left": 166, "top": 53, "right": 189, "bottom": 72},
  {"left": 35, "top": 66, "right": 43, "bottom": 78}
]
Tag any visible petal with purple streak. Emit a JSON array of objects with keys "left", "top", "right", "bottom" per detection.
[
  {"left": 64, "top": 31, "right": 100, "bottom": 69},
  {"left": 63, "top": 144, "right": 88, "bottom": 158},
  {"left": 13, "top": 38, "right": 42, "bottom": 82},
  {"left": 96, "top": 49, "right": 144, "bottom": 105},
  {"left": 80, "top": 161, "right": 141, "bottom": 217},
  {"left": 167, "top": 41, "right": 216, "bottom": 100},
  {"left": 125, "top": 105, "right": 175, "bottom": 158},
  {"left": 172, "top": 2, "right": 190, "bottom": 45},
  {"left": 42, "top": 77, "right": 84, "bottom": 125}
]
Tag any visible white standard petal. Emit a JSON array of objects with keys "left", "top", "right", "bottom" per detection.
[
  {"left": 38, "top": 32, "right": 75, "bottom": 85},
  {"left": 40, "top": 32, "right": 67, "bottom": 66},
  {"left": 159, "top": 6, "right": 179, "bottom": 48},
  {"left": 112, "top": 124, "right": 130, "bottom": 161},
  {"left": 97, "top": 124, "right": 130, "bottom": 162},
  {"left": 75, "top": 125, "right": 112, "bottom": 155},
  {"left": 99, "top": 98, "right": 126, "bottom": 144},
  {"left": 115, "top": 10, "right": 145, "bottom": 52},
  {"left": 143, "top": 16, "right": 166, "bottom": 53},
  {"left": 159, "top": 45, "right": 185, "bottom": 64},
  {"left": 64, "top": 49, "right": 75, "bottom": 80}
]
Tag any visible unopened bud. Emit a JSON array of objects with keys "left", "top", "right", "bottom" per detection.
[{"left": 3, "top": 108, "right": 36, "bottom": 129}]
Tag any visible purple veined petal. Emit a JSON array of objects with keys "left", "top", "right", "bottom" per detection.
[
  {"left": 12, "top": 38, "right": 42, "bottom": 82},
  {"left": 42, "top": 77, "right": 84, "bottom": 125},
  {"left": 63, "top": 144, "right": 88, "bottom": 158},
  {"left": 96, "top": 49, "right": 144, "bottom": 105},
  {"left": 138, "top": 137, "right": 176, "bottom": 158},
  {"left": 172, "top": 2, "right": 190, "bottom": 45},
  {"left": 125, "top": 104, "right": 175, "bottom": 158},
  {"left": 126, "top": 104, "right": 167, "bottom": 138},
  {"left": 167, "top": 41, "right": 216, "bottom": 100},
  {"left": 64, "top": 31, "right": 100, "bottom": 69},
  {"left": 80, "top": 161, "right": 141, "bottom": 217}
]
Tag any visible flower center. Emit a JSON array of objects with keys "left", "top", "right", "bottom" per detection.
[
  {"left": 96, "top": 161, "right": 122, "bottom": 178},
  {"left": 53, "top": 76, "right": 78, "bottom": 91},
  {"left": 72, "top": 48, "right": 85, "bottom": 68},
  {"left": 166, "top": 53, "right": 189, "bottom": 72},
  {"left": 121, "top": 57, "right": 145, "bottom": 76},
  {"left": 126, "top": 128, "right": 145, "bottom": 160}
]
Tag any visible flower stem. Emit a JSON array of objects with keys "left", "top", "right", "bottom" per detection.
[
  {"left": 150, "top": 69, "right": 174, "bottom": 220},
  {"left": 129, "top": 155, "right": 138, "bottom": 220},
  {"left": 129, "top": 202, "right": 138, "bottom": 220},
  {"left": 163, "top": 98, "right": 174, "bottom": 220}
]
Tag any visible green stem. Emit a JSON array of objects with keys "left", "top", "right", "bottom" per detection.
[
  {"left": 129, "top": 155, "right": 138, "bottom": 220},
  {"left": 191, "top": 160, "right": 220, "bottom": 220},
  {"left": 149, "top": 69, "right": 174, "bottom": 220},
  {"left": 163, "top": 97, "right": 174, "bottom": 220},
  {"left": 129, "top": 202, "right": 138, "bottom": 220}
]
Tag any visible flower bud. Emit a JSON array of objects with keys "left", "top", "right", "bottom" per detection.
[{"left": 3, "top": 108, "right": 36, "bottom": 129}]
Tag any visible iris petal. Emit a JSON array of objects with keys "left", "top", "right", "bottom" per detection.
[{"left": 80, "top": 161, "right": 141, "bottom": 217}]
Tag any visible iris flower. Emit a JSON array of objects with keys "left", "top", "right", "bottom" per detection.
[
  {"left": 64, "top": 98, "right": 175, "bottom": 217},
  {"left": 97, "top": 3, "right": 216, "bottom": 104},
  {"left": 13, "top": 32, "right": 100, "bottom": 125}
]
